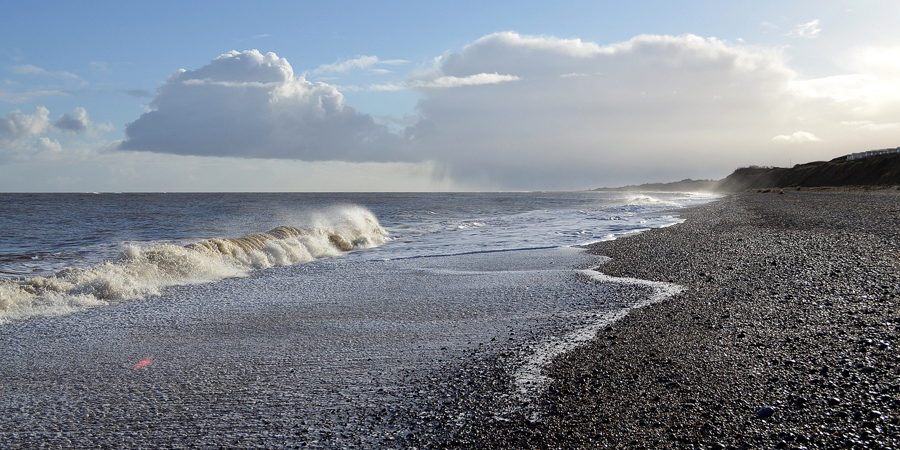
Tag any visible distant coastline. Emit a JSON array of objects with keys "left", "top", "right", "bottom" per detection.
[
  {"left": 592, "top": 178, "right": 719, "bottom": 193},
  {"left": 595, "top": 146, "right": 900, "bottom": 192}
]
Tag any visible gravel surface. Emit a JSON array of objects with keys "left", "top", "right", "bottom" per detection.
[{"left": 416, "top": 189, "right": 900, "bottom": 449}]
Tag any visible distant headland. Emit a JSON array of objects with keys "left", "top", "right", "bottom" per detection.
[{"left": 595, "top": 146, "right": 900, "bottom": 192}]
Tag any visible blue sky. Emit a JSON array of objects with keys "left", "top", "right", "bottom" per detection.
[{"left": 2, "top": 1, "right": 899, "bottom": 191}]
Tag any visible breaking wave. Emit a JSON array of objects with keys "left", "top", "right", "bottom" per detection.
[
  {"left": 623, "top": 195, "right": 683, "bottom": 207},
  {"left": 0, "top": 205, "right": 386, "bottom": 323}
]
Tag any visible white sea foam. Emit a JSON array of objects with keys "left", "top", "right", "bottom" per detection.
[
  {"left": 624, "top": 194, "right": 684, "bottom": 207},
  {"left": 0, "top": 205, "right": 386, "bottom": 324},
  {"left": 513, "top": 266, "right": 684, "bottom": 399},
  {"left": 455, "top": 221, "right": 485, "bottom": 230}
]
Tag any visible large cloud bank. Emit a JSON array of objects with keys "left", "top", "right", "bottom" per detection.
[
  {"left": 119, "top": 36, "right": 900, "bottom": 189},
  {"left": 407, "top": 32, "right": 900, "bottom": 188},
  {"left": 121, "top": 50, "right": 408, "bottom": 162}
]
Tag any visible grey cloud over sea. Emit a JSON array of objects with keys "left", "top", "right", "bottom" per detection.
[{"left": 54, "top": 107, "right": 91, "bottom": 133}]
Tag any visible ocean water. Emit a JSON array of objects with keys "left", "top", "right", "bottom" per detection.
[{"left": 0, "top": 191, "right": 717, "bottom": 447}]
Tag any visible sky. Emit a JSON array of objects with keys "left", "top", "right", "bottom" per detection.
[{"left": 1, "top": 0, "right": 899, "bottom": 192}]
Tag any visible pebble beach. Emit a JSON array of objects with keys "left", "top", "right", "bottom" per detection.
[{"left": 421, "top": 189, "right": 900, "bottom": 449}]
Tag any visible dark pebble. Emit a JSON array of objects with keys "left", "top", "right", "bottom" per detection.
[{"left": 758, "top": 406, "right": 777, "bottom": 419}]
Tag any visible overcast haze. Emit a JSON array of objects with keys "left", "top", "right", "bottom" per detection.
[{"left": 2, "top": 1, "right": 899, "bottom": 191}]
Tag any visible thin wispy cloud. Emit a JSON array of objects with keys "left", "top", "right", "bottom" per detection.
[
  {"left": 359, "top": 72, "right": 521, "bottom": 92},
  {"left": 772, "top": 131, "right": 823, "bottom": 143},
  {"left": 366, "top": 83, "right": 406, "bottom": 91},
  {"left": 786, "top": 19, "right": 822, "bottom": 38},
  {"left": 408, "top": 73, "right": 521, "bottom": 89},
  {"left": 88, "top": 61, "right": 110, "bottom": 73},
  {"left": 0, "top": 89, "right": 71, "bottom": 103},
  {"left": 121, "top": 89, "right": 154, "bottom": 98},
  {"left": 311, "top": 56, "right": 409, "bottom": 75},
  {"left": 11, "top": 64, "right": 81, "bottom": 80},
  {"left": 312, "top": 55, "right": 378, "bottom": 74},
  {"left": 10, "top": 65, "right": 46, "bottom": 76},
  {"left": 841, "top": 121, "right": 900, "bottom": 131}
]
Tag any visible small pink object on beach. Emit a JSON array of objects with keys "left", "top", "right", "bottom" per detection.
[{"left": 134, "top": 358, "right": 152, "bottom": 370}]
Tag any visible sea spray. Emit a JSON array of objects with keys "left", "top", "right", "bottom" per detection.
[
  {"left": 623, "top": 194, "right": 684, "bottom": 208},
  {"left": 0, "top": 205, "right": 386, "bottom": 323}
]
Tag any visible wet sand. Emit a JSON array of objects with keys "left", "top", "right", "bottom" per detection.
[{"left": 427, "top": 189, "right": 900, "bottom": 448}]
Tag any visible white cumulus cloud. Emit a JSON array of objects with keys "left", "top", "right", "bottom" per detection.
[
  {"left": 1, "top": 105, "right": 113, "bottom": 162},
  {"left": 120, "top": 50, "right": 409, "bottom": 162},
  {"left": 404, "top": 32, "right": 808, "bottom": 188},
  {"left": 33, "top": 137, "right": 63, "bottom": 154},
  {"left": 0, "top": 107, "right": 51, "bottom": 142},
  {"left": 397, "top": 31, "right": 900, "bottom": 189}
]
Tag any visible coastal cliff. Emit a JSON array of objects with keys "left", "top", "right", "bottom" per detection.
[{"left": 717, "top": 152, "right": 900, "bottom": 192}]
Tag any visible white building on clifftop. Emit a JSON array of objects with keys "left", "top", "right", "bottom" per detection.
[{"left": 846, "top": 147, "right": 900, "bottom": 161}]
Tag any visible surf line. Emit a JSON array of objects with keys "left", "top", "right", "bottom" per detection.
[{"left": 513, "top": 264, "right": 684, "bottom": 399}]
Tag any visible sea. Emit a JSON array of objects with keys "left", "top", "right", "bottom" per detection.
[{"left": 0, "top": 191, "right": 718, "bottom": 447}]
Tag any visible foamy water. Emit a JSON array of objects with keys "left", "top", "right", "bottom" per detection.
[
  {"left": 0, "top": 192, "right": 718, "bottom": 323},
  {"left": 513, "top": 266, "right": 686, "bottom": 398},
  {"left": 0, "top": 204, "right": 385, "bottom": 323},
  {"left": 0, "top": 191, "right": 721, "bottom": 447}
]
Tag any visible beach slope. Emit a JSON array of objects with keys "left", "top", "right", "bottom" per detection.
[{"left": 444, "top": 189, "right": 900, "bottom": 448}]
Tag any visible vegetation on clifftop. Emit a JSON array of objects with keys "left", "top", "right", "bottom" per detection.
[
  {"left": 716, "top": 153, "right": 900, "bottom": 192},
  {"left": 595, "top": 151, "right": 900, "bottom": 192}
]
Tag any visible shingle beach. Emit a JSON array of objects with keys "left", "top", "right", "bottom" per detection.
[{"left": 421, "top": 189, "right": 900, "bottom": 449}]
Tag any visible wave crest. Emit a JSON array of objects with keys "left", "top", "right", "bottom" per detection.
[
  {"left": 0, "top": 205, "right": 386, "bottom": 323},
  {"left": 624, "top": 195, "right": 683, "bottom": 207}
]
